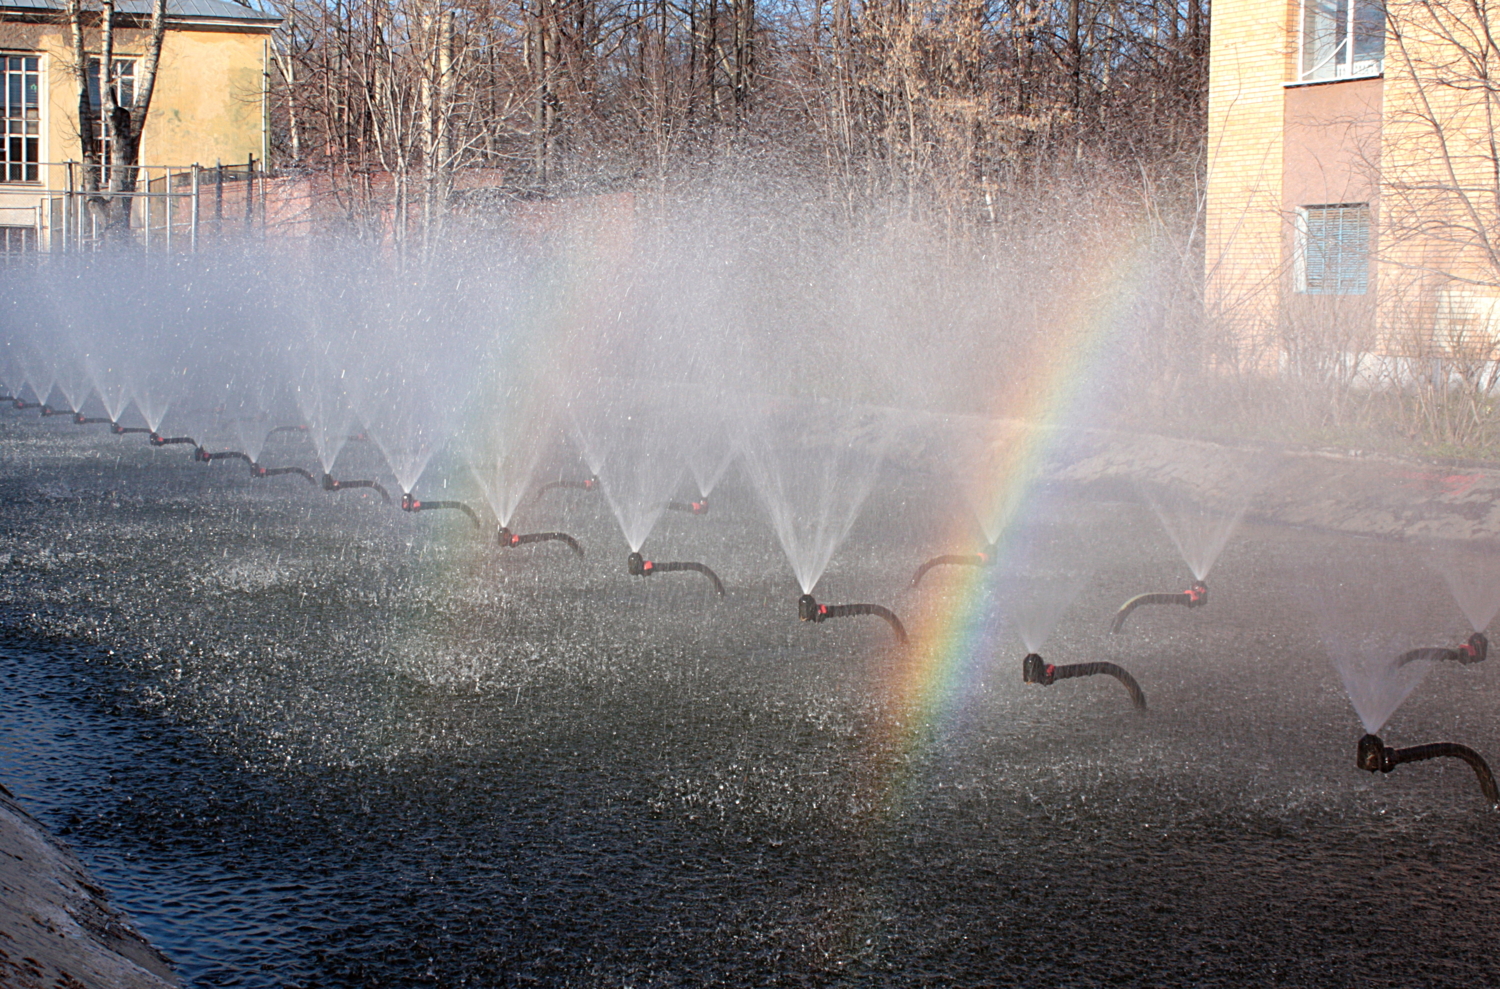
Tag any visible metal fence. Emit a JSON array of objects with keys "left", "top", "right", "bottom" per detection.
[{"left": 0, "top": 158, "right": 267, "bottom": 258}]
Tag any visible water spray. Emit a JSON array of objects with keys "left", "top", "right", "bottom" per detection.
[
  {"left": 627, "top": 552, "right": 725, "bottom": 597},
  {"left": 1021, "top": 652, "right": 1147, "bottom": 710},
  {"left": 251, "top": 463, "right": 318, "bottom": 485},
  {"left": 911, "top": 551, "right": 991, "bottom": 588},
  {"left": 399, "top": 492, "right": 482, "bottom": 531},
  {"left": 665, "top": 498, "right": 710, "bottom": 515},
  {"left": 1395, "top": 632, "right": 1488, "bottom": 668},
  {"left": 1357, "top": 733, "right": 1499, "bottom": 804},
  {"left": 797, "top": 593, "right": 907, "bottom": 644},
  {"left": 1110, "top": 580, "right": 1208, "bottom": 634},
  {"left": 533, "top": 476, "right": 600, "bottom": 501},
  {"left": 498, "top": 526, "right": 583, "bottom": 558},
  {"left": 322, "top": 473, "right": 391, "bottom": 505}
]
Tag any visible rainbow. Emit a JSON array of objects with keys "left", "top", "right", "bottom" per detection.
[{"left": 861, "top": 230, "right": 1158, "bottom": 821}]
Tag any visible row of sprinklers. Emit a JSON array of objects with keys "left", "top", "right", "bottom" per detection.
[{"left": 1, "top": 254, "right": 1495, "bottom": 808}]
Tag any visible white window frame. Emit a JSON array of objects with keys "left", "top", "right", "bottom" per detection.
[
  {"left": 1, "top": 52, "right": 42, "bottom": 185},
  {"left": 1297, "top": 0, "right": 1385, "bottom": 83}
]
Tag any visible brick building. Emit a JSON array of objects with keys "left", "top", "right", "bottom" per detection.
[{"left": 1207, "top": 1, "right": 1500, "bottom": 367}]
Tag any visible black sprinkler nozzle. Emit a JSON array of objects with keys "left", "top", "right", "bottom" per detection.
[
  {"left": 796, "top": 592, "right": 908, "bottom": 644},
  {"left": 1022, "top": 652, "right": 1147, "bottom": 710},
  {"left": 74, "top": 413, "right": 113, "bottom": 425},
  {"left": 322, "top": 473, "right": 391, "bottom": 505},
  {"left": 1357, "top": 733, "right": 1499, "bottom": 803},
  {"left": 911, "top": 551, "right": 991, "bottom": 587},
  {"left": 149, "top": 432, "right": 198, "bottom": 448},
  {"left": 1396, "top": 631, "right": 1489, "bottom": 668},
  {"left": 251, "top": 463, "right": 318, "bottom": 485},
  {"left": 627, "top": 551, "right": 725, "bottom": 596},
  {"left": 399, "top": 493, "right": 482, "bottom": 531},
  {"left": 665, "top": 498, "right": 710, "bottom": 515},
  {"left": 1110, "top": 579, "right": 1208, "bottom": 634},
  {"left": 497, "top": 526, "right": 584, "bottom": 558}
]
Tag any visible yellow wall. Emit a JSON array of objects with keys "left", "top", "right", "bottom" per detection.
[
  {"left": 1205, "top": 0, "right": 1294, "bottom": 363},
  {"left": 1, "top": 16, "right": 268, "bottom": 190},
  {"left": 1378, "top": 0, "right": 1500, "bottom": 351}
]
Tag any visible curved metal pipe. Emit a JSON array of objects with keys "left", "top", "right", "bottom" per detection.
[
  {"left": 532, "top": 476, "right": 600, "bottom": 501},
  {"left": 322, "top": 473, "right": 391, "bottom": 505},
  {"left": 797, "top": 593, "right": 907, "bottom": 644},
  {"left": 252, "top": 464, "right": 318, "bottom": 485},
  {"left": 1395, "top": 632, "right": 1488, "bottom": 668},
  {"left": 400, "top": 493, "right": 482, "bottom": 531},
  {"left": 1357, "top": 733, "right": 1499, "bottom": 803},
  {"left": 111, "top": 424, "right": 152, "bottom": 435},
  {"left": 497, "top": 527, "right": 583, "bottom": 558},
  {"left": 1110, "top": 580, "right": 1208, "bottom": 634},
  {"left": 12, "top": 399, "right": 43, "bottom": 411},
  {"left": 1022, "top": 652, "right": 1147, "bottom": 710},
  {"left": 911, "top": 552, "right": 990, "bottom": 587},
  {"left": 628, "top": 552, "right": 725, "bottom": 596},
  {"left": 149, "top": 432, "right": 198, "bottom": 448},
  {"left": 73, "top": 414, "right": 114, "bottom": 425},
  {"left": 39, "top": 405, "right": 76, "bottom": 417},
  {"left": 194, "top": 448, "right": 253, "bottom": 465},
  {"left": 665, "top": 498, "right": 710, "bottom": 515}
]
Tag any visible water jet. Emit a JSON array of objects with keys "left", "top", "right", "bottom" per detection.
[
  {"left": 627, "top": 552, "right": 724, "bottom": 596},
  {"left": 1357, "top": 733, "right": 1499, "bottom": 803},
  {"left": 497, "top": 526, "right": 583, "bottom": 558},
  {"left": 400, "top": 492, "right": 482, "bottom": 531},
  {"left": 1021, "top": 652, "right": 1147, "bottom": 710},
  {"left": 1395, "top": 631, "right": 1488, "bottom": 668},
  {"left": 1110, "top": 580, "right": 1208, "bottom": 634},
  {"left": 797, "top": 592, "right": 906, "bottom": 644}
]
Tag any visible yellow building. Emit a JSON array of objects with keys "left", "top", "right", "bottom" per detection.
[
  {"left": 0, "top": 0, "right": 278, "bottom": 250},
  {"left": 1207, "top": 1, "right": 1500, "bottom": 365}
]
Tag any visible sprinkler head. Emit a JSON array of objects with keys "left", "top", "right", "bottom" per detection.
[
  {"left": 111, "top": 422, "right": 125, "bottom": 433},
  {"left": 1022, "top": 652, "right": 1055, "bottom": 685},
  {"left": 250, "top": 463, "right": 266, "bottom": 477},
  {"left": 73, "top": 413, "right": 86, "bottom": 424},
  {"left": 400, "top": 492, "right": 420, "bottom": 512},
  {"left": 149, "top": 432, "right": 164, "bottom": 445},
  {"left": 798, "top": 593, "right": 823, "bottom": 622},
  {"left": 1185, "top": 580, "right": 1209, "bottom": 607},
  {"left": 193, "top": 446, "right": 210, "bottom": 462},
  {"left": 322, "top": 473, "right": 338, "bottom": 492},
  {"left": 1459, "top": 632, "right": 1489, "bottom": 664},
  {"left": 1358, "top": 733, "right": 1395, "bottom": 774},
  {"left": 627, "top": 552, "right": 650, "bottom": 576},
  {"left": 497, "top": 526, "right": 520, "bottom": 547}
]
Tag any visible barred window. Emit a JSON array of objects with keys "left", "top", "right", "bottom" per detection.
[
  {"left": 1, "top": 54, "right": 41, "bottom": 184},
  {"left": 1300, "top": 0, "right": 1385, "bottom": 82},
  {"left": 1297, "top": 204, "right": 1371, "bottom": 295}
]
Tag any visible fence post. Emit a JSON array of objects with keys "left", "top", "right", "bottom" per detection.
[
  {"left": 190, "top": 164, "right": 200, "bottom": 253},
  {"left": 62, "top": 161, "right": 73, "bottom": 253},
  {"left": 246, "top": 154, "right": 254, "bottom": 229},
  {"left": 164, "top": 168, "right": 173, "bottom": 253}
]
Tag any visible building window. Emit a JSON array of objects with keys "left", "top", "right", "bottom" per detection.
[
  {"left": 1, "top": 54, "right": 41, "bottom": 184},
  {"left": 86, "top": 58, "right": 136, "bottom": 169},
  {"left": 1300, "top": 0, "right": 1385, "bottom": 82},
  {"left": 1296, "top": 203, "right": 1371, "bottom": 295},
  {"left": 0, "top": 225, "right": 36, "bottom": 256}
]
